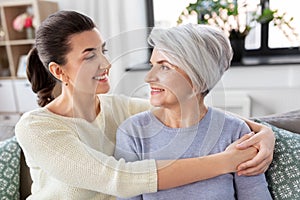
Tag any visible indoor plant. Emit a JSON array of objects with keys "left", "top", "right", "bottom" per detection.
[{"left": 178, "top": 0, "right": 298, "bottom": 63}]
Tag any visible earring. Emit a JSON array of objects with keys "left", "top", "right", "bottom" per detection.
[{"left": 63, "top": 74, "right": 69, "bottom": 86}]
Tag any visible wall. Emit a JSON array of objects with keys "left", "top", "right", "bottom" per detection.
[{"left": 215, "top": 64, "right": 300, "bottom": 117}]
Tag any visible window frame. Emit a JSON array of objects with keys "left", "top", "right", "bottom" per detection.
[
  {"left": 148, "top": 0, "right": 300, "bottom": 66},
  {"left": 244, "top": 0, "right": 300, "bottom": 58}
]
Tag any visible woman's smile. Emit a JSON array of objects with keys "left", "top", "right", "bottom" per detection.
[
  {"left": 92, "top": 74, "right": 108, "bottom": 82},
  {"left": 150, "top": 86, "right": 165, "bottom": 95}
]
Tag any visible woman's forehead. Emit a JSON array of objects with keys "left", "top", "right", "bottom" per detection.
[{"left": 69, "top": 28, "right": 104, "bottom": 51}]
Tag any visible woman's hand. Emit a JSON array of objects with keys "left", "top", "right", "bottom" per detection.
[
  {"left": 236, "top": 124, "right": 275, "bottom": 176},
  {"left": 224, "top": 133, "right": 258, "bottom": 173}
]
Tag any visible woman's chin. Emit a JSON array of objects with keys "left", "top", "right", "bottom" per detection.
[{"left": 96, "top": 84, "right": 110, "bottom": 94}]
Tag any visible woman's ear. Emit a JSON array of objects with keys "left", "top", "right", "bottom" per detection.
[
  {"left": 48, "top": 62, "right": 66, "bottom": 82},
  {"left": 48, "top": 62, "right": 61, "bottom": 79}
]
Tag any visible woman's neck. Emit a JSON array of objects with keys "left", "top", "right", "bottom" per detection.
[
  {"left": 153, "top": 98, "right": 208, "bottom": 128},
  {"left": 72, "top": 92, "right": 100, "bottom": 122},
  {"left": 46, "top": 88, "right": 100, "bottom": 122}
]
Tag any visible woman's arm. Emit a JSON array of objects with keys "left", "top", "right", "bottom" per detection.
[
  {"left": 115, "top": 114, "right": 257, "bottom": 192},
  {"left": 18, "top": 111, "right": 256, "bottom": 198},
  {"left": 156, "top": 133, "right": 257, "bottom": 190},
  {"left": 235, "top": 117, "right": 275, "bottom": 176}
]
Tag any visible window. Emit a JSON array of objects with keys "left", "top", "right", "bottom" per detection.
[
  {"left": 267, "top": 0, "right": 300, "bottom": 49},
  {"left": 149, "top": 0, "right": 300, "bottom": 65},
  {"left": 244, "top": 0, "right": 300, "bottom": 65}
]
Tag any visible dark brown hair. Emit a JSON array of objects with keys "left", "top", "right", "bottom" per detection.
[{"left": 26, "top": 10, "right": 96, "bottom": 107}]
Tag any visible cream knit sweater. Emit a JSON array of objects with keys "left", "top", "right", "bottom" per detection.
[{"left": 15, "top": 94, "right": 157, "bottom": 200}]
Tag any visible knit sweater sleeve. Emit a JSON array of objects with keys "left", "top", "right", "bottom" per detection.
[{"left": 15, "top": 110, "right": 157, "bottom": 198}]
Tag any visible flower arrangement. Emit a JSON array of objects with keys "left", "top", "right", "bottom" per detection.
[{"left": 13, "top": 12, "right": 35, "bottom": 32}]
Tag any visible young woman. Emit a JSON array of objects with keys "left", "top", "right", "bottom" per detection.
[
  {"left": 15, "top": 10, "right": 274, "bottom": 199},
  {"left": 114, "top": 24, "right": 272, "bottom": 199}
]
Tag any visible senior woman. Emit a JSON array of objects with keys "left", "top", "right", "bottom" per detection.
[{"left": 114, "top": 24, "right": 272, "bottom": 199}]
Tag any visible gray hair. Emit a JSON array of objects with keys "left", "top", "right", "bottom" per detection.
[{"left": 148, "top": 23, "right": 233, "bottom": 94}]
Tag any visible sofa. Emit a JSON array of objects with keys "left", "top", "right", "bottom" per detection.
[
  {"left": 1, "top": 110, "right": 299, "bottom": 200},
  {"left": 254, "top": 110, "right": 300, "bottom": 200}
]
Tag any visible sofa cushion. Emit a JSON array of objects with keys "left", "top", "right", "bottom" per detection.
[
  {"left": 0, "top": 136, "right": 21, "bottom": 200},
  {"left": 256, "top": 120, "right": 300, "bottom": 200}
]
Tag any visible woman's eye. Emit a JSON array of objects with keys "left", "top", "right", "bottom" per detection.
[
  {"left": 85, "top": 53, "right": 96, "bottom": 60},
  {"left": 160, "top": 65, "right": 170, "bottom": 70}
]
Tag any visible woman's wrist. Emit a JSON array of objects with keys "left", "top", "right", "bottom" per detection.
[
  {"left": 220, "top": 145, "right": 258, "bottom": 174},
  {"left": 216, "top": 151, "right": 237, "bottom": 173}
]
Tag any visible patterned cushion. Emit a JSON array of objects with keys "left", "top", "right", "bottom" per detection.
[
  {"left": 257, "top": 120, "right": 300, "bottom": 200},
  {"left": 0, "top": 137, "right": 21, "bottom": 200}
]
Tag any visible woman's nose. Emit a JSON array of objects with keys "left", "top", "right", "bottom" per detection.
[
  {"left": 144, "top": 66, "right": 158, "bottom": 83},
  {"left": 100, "top": 55, "right": 111, "bottom": 70}
]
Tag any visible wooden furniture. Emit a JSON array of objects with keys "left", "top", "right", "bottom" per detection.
[
  {"left": 0, "top": 0, "right": 58, "bottom": 120},
  {"left": 0, "top": 0, "right": 58, "bottom": 78}
]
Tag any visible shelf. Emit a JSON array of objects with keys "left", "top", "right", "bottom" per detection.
[
  {"left": 0, "top": 38, "right": 35, "bottom": 45},
  {"left": 0, "top": 0, "right": 37, "bottom": 7},
  {"left": 7, "top": 39, "right": 34, "bottom": 45},
  {"left": 2, "top": 3, "right": 34, "bottom": 41},
  {"left": 0, "top": 0, "right": 58, "bottom": 80},
  {"left": 0, "top": 0, "right": 58, "bottom": 115},
  {"left": 0, "top": 41, "right": 8, "bottom": 46}
]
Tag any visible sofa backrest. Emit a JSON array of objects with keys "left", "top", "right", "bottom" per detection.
[{"left": 257, "top": 109, "right": 300, "bottom": 134}]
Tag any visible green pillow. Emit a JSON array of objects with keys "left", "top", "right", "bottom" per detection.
[
  {"left": 257, "top": 120, "right": 300, "bottom": 200},
  {"left": 0, "top": 136, "right": 21, "bottom": 200}
]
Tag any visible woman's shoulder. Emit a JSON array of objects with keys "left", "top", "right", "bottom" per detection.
[
  {"left": 210, "top": 107, "right": 246, "bottom": 126},
  {"left": 18, "top": 107, "right": 50, "bottom": 122},
  {"left": 18, "top": 107, "right": 67, "bottom": 122},
  {"left": 209, "top": 107, "right": 250, "bottom": 137},
  {"left": 16, "top": 107, "right": 72, "bottom": 133},
  {"left": 15, "top": 108, "right": 58, "bottom": 141}
]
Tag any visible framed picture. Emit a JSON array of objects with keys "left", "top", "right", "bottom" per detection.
[{"left": 17, "top": 55, "right": 27, "bottom": 77}]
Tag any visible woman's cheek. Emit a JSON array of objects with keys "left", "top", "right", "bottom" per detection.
[{"left": 74, "top": 62, "right": 99, "bottom": 91}]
